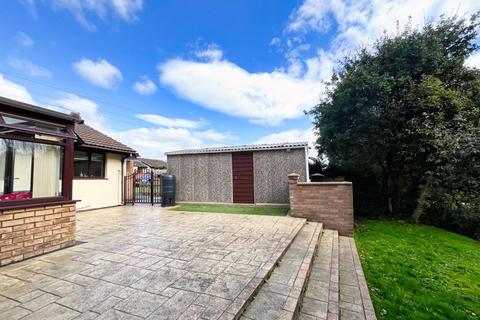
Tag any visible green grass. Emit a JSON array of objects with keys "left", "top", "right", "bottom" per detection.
[
  {"left": 355, "top": 220, "right": 480, "bottom": 320},
  {"left": 170, "top": 204, "right": 288, "bottom": 216}
]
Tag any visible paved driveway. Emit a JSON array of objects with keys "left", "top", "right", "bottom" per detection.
[{"left": 0, "top": 206, "right": 303, "bottom": 320}]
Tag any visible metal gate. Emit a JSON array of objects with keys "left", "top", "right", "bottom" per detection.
[{"left": 124, "top": 167, "right": 162, "bottom": 205}]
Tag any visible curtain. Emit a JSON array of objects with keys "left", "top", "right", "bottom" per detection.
[{"left": 32, "top": 144, "right": 62, "bottom": 197}]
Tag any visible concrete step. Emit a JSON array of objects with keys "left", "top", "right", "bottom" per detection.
[
  {"left": 222, "top": 218, "right": 307, "bottom": 319},
  {"left": 299, "top": 229, "right": 339, "bottom": 320},
  {"left": 240, "top": 222, "right": 323, "bottom": 320}
]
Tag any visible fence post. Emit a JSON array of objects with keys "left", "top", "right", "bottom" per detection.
[{"left": 150, "top": 170, "right": 154, "bottom": 205}]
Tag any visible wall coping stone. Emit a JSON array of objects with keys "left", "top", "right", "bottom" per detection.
[{"left": 297, "top": 181, "right": 352, "bottom": 186}]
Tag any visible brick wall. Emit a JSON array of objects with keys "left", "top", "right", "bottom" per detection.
[
  {"left": 0, "top": 202, "right": 76, "bottom": 266},
  {"left": 288, "top": 173, "right": 354, "bottom": 236}
]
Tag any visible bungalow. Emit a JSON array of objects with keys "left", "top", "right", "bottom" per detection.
[
  {"left": 73, "top": 121, "right": 137, "bottom": 211},
  {"left": 131, "top": 158, "right": 167, "bottom": 170}
]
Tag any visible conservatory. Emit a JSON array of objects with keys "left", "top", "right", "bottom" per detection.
[{"left": 0, "top": 96, "right": 78, "bottom": 266}]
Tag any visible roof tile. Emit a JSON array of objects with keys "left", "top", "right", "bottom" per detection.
[{"left": 75, "top": 123, "right": 136, "bottom": 154}]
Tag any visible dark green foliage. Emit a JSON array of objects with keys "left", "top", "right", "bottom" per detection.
[{"left": 310, "top": 15, "right": 480, "bottom": 238}]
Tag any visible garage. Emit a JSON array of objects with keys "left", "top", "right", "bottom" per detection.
[{"left": 166, "top": 142, "right": 309, "bottom": 204}]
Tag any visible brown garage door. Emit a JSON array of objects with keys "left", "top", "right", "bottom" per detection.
[{"left": 232, "top": 152, "right": 254, "bottom": 203}]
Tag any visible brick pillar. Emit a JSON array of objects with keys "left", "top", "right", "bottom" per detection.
[
  {"left": 126, "top": 160, "right": 134, "bottom": 175},
  {"left": 288, "top": 173, "right": 354, "bottom": 236},
  {"left": 288, "top": 173, "right": 300, "bottom": 184}
]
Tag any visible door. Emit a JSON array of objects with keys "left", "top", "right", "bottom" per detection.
[{"left": 232, "top": 152, "right": 254, "bottom": 203}]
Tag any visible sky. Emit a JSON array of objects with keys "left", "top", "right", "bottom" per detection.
[{"left": 0, "top": 0, "right": 479, "bottom": 159}]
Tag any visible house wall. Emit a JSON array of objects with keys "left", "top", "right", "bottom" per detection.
[
  {"left": 167, "top": 148, "right": 307, "bottom": 204},
  {"left": 253, "top": 148, "right": 306, "bottom": 204},
  {"left": 167, "top": 153, "right": 233, "bottom": 203},
  {"left": 73, "top": 153, "right": 124, "bottom": 211}
]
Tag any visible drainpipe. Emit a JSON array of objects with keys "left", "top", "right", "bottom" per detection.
[
  {"left": 121, "top": 155, "right": 129, "bottom": 205},
  {"left": 305, "top": 145, "right": 310, "bottom": 182}
]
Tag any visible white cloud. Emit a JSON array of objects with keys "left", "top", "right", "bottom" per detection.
[
  {"left": 49, "top": 93, "right": 106, "bottom": 130},
  {"left": 136, "top": 114, "right": 206, "bottom": 129},
  {"left": 133, "top": 76, "right": 157, "bottom": 95},
  {"left": 50, "top": 0, "right": 143, "bottom": 31},
  {"left": 16, "top": 31, "right": 34, "bottom": 48},
  {"left": 0, "top": 74, "right": 35, "bottom": 104},
  {"left": 47, "top": 95, "right": 233, "bottom": 158},
  {"left": 255, "top": 127, "right": 318, "bottom": 157},
  {"left": 112, "top": 127, "right": 232, "bottom": 159},
  {"left": 287, "top": 0, "right": 480, "bottom": 54},
  {"left": 286, "top": 0, "right": 332, "bottom": 33},
  {"left": 8, "top": 58, "right": 52, "bottom": 78},
  {"left": 0, "top": 74, "right": 233, "bottom": 159},
  {"left": 465, "top": 51, "right": 480, "bottom": 69},
  {"left": 110, "top": 0, "right": 143, "bottom": 21},
  {"left": 195, "top": 43, "right": 223, "bottom": 62},
  {"left": 159, "top": 55, "right": 323, "bottom": 126},
  {"left": 270, "top": 37, "right": 281, "bottom": 46},
  {"left": 73, "top": 58, "right": 122, "bottom": 89},
  {"left": 195, "top": 129, "right": 235, "bottom": 142}
]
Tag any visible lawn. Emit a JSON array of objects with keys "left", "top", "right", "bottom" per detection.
[
  {"left": 355, "top": 220, "right": 480, "bottom": 320},
  {"left": 170, "top": 204, "right": 288, "bottom": 216}
]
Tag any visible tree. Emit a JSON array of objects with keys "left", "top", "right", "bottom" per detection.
[{"left": 310, "top": 14, "right": 480, "bottom": 225}]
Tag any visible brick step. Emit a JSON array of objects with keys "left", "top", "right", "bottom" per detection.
[
  {"left": 299, "top": 229, "right": 339, "bottom": 320},
  {"left": 338, "top": 236, "right": 376, "bottom": 320},
  {"left": 239, "top": 222, "right": 323, "bottom": 320}
]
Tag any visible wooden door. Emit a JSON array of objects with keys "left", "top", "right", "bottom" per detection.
[{"left": 232, "top": 152, "right": 254, "bottom": 203}]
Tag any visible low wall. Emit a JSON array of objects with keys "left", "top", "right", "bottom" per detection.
[
  {"left": 0, "top": 202, "right": 76, "bottom": 266},
  {"left": 288, "top": 173, "right": 354, "bottom": 236}
]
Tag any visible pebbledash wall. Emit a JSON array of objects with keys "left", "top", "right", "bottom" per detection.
[
  {"left": 167, "top": 148, "right": 306, "bottom": 204},
  {"left": 288, "top": 173, "right": 354, "bottom": 236},
  {"left": 0, "top": 203, "right": 76, "bottom": 266}
]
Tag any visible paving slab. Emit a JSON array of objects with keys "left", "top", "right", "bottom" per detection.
[
  {"left": 0, "top": 205, "right": 304, "bottom": 320},
  {"left": 299, "top": 229, "right": 337, "bottom": 320}
]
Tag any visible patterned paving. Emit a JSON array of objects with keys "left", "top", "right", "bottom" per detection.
[
  {"left": 299, "top": 229, "right": 337, "bottom": 320},
  {"left": 0, "top": 206, "right": 304, "bottom": 320}
]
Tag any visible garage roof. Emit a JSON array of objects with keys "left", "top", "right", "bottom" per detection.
[{"left": 165, "top": 142, "right": 308, "bottom": 156}]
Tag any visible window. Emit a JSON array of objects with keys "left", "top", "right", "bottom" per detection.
[
  {"left": 0, "top": 139, "right": 63, "bottom": 201},
  {"left": 0, "top": 113, "right": 67, "bottom": 136},
  {"left": 74, "top": 151, "right": 105, "bottom": 178}
]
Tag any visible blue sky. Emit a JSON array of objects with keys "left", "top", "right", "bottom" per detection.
[{"left": 0, "top": 0, "right": 479, "bottom": 158}]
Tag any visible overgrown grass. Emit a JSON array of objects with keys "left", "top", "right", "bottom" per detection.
[
  {"left": 170, "top": 204, "right": 288, "bottom": 216},
  {"left": 355, "top": 220, "right": 480, "bottom": 320}
]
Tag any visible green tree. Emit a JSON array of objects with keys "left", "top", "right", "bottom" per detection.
[{"left": 310, "top": 15, "right": 480, "bottom": 226}]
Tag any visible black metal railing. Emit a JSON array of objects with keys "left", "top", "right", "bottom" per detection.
[{"left": 124, "top": 167, "right": 164, "bottom": 205}]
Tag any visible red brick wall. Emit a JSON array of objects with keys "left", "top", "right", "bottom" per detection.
[
  {"left": 288, "top": 174, "right": 354, "bottom": 236},
  {"left": 0, "top": 203, "right": 76, "bottom": 266}
]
